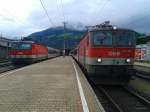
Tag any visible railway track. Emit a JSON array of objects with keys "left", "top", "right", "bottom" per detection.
[
  {"left": 0, "top": 61, "right": 20, "bottom": 74},
  {"left": 86, "top": 74, "right": 150, "bottom": 111},
  {"left": 135, "top": 70, "right": 150, "bottom": 80},
  {"left": 0, "top": 57, "right": 59, "bottom": 74},
  {"left": 95, "top": 85, "right": 150, "bottom": 112},
  {"left": 0, "top": 59, "right": 9, "bottom": 63},
  {"left": 93, "top": 85, "right": 121, "bottom": 112},
  {"left": 72, "top": 57, "right": 150, "bottom": 112},
  {"left": 0, "top": 61, "right": 11, "bottom": 67}
]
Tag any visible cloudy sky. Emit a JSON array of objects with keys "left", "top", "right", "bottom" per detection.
[{"left": 0, "top": 0, "right": 150, "bottom": 38}]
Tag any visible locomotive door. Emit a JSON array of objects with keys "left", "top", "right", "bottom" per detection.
[
  {"left": 113, "top": 32, "right": 117, "bottom": 65},
  {"left": 77, "top": 48, "right": 79, "bottom": 61},
  {"left": 114, "top": 47, "right": 118, "bottom": 65},
  {"left": 83, "top": 46, "right": 86, "bottom": 66},
  {"left": 113, "top": 32, "right": 120, "bottom": 65}
]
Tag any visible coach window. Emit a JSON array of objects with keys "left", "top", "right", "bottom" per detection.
[{"left": 93, "top": 31, "right": 112, "bottom": 46}]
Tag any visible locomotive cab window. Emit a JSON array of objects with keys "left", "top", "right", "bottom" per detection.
[
  {"left": 92, "top": 30, "right": 135, "bottom": 47},
  {"left": 92, "top": 31, "right": 112, "bottom": 46},
  {"left": 114, "top": 31, "right": 135, "bottom": 47}
]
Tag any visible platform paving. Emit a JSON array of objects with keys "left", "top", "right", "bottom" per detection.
[{"left": 0, "top": 57, "right": 84, "bottom": 112}]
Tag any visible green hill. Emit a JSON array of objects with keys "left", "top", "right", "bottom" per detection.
[{"left": 23, "top": 27, "right": 85, "bottom": 49}]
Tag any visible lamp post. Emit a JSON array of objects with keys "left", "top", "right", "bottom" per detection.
[{"left": 62, "top": 22, "right": 67, "bottom": 57}]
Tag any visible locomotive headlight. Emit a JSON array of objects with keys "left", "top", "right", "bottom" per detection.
[
  {"left": 113, "top": 26, "right": 117, "bottom": 30},
  {"left": 97, "top": 58, "right": 102, "bottom": 63},
  {"left": 126, "top": 58, "right": 131, "bottom": 63}
]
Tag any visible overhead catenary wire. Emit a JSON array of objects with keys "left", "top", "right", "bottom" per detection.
[
  {"left": 60, "top": 0, "right": 67, "bottom": 21},
  {"left": 0, "top": 9, "right": 32, "bottom": 38},
  {"left": 95, "top": 0, "right": 111, "bottom": 21},
  {"left": 56, "top": 0, "right": 64, "bottom": 22},
  {"left": 39, "top": 0, "right": 55, "bottom": 26},
  {"left": 56, "top": 0, "right": 66, "bottom": 22},
  {"left": 126, "top": 14, "right": 150, "bottom": 26},
  {"left": 0, "top": 9, "right": 26, "bottom": 27}
]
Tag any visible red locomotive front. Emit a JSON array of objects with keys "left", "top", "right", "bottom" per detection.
[
  {"left": 10, "top": 41, "right": 48, "bottom": 64},
  {"left": 75, "top": 22, "right": 136, "bottom": 84}
]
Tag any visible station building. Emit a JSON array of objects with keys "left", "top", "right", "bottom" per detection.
[
  {"left": 136, "top": 42, "right": 150, "bottom": 61},
  {"left": 0, "top": 37, "right": 15, "bottom": 60}
]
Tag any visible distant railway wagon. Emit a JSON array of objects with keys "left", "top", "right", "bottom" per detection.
[
  {"left": 0, "top": 38, "right": 14, "bottom": 60},
  {"left": 135, "top": 44, "right": 150, "bottom": 61},
  {"left": 71, "top": 22, "right": 136, "bottom": 84},
  {"left": 0, "top": 46, "right": 11, "bottom": 59},
  {"left": 10, "top": 41, "right": 60, "bottom": 64}
]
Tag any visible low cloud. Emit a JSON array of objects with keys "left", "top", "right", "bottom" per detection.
[{"left": 0, "top": 0, "right": 150, "bottom": 38}]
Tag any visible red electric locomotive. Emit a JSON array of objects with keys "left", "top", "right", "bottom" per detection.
[
  {"left": 10, "top": 41, "right": 59, "bottom": 64},
  {"left": 72, "top": 22, "right": 136, "bottom": 84}
]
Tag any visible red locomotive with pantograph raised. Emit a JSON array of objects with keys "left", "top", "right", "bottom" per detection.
[{"left": 71, "top": 22, "right": 136, "bottom": 84}]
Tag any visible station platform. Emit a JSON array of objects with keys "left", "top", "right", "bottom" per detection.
[
  {"left": 134, "top": 62, "right": 150, "bottom": 73},
  {"left": 0, "top": 57, "right": 103, "bottom": 112}
]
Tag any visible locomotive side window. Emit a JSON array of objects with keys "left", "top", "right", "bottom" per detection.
[
  {"left": 12, "top": 43, "right": 32, "bottom": 50},
  {"left": 93, "top": 31, "right": 112, "bottom": 46},
  {"left": 21, "top": 44, "right": 32, "bottom": 50},
  {"left": 114, "top": 31, "right": 135, "bottom": 46}
]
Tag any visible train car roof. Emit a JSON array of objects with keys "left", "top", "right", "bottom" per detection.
[
  {"left": 12, "top": 41, "right": 60, "bottom": 51},
  {"left": 78, "top": 26, "right": 136, "bottom": 45},
  {"left": 47, "top": 47, "right": 60, "bottom": 51},
  {"left": 12, "top": 41, "right": 35, "bottom": 44},
  {"left": 87, "top": 21, "right": 135, "bottom": 32},
  {"left": 89, "top": 27, "right": 134, "bottom": 32}
]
